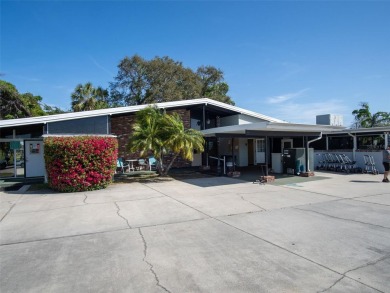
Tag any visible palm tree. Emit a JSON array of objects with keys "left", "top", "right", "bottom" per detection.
[
  {"left": 162, "top": 112, "right": 205, "bottom": 174},
  {"left": 128, "top": 106, "right": 204, "bottom": 175},
  {"left": 352, "top": 102, "right": 390, "bottom": 128},
  {"left": 71, "top": 82, "right": 108, "bottom": 112},
  {"left": 128, "top": 106, "right": 166, "bottom": 173}
]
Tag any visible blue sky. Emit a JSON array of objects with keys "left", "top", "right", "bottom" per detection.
[{"left": 1, "top": 1, "right": 389, "bottom": 127}]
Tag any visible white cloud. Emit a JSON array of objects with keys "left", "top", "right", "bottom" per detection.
[{"left": 266, "top": 88, "right": 309, "bottom": 104}]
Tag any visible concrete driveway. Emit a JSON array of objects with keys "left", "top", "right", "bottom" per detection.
[{"left": 1, "top": 172, "right": 389, "bottom": 293}]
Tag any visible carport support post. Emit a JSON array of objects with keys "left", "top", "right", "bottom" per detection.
[
  {"left": 217, "top": 138, "right": 222, "bottom": 176},
  {"left": 348, "top": 133, "right": 357, "bottom": 161},
  {"left": 265, "top": 136, "right": 269, "bottom": 176},
  {"left": 231, "top": 137, "right": 234, "bottom": 172},
  {"left": 202, "top": 105, "right": 206, "bottom": 130},
  {"left": 305, "top": 136, "right": 309, "bottom": 173},
  {"left": 13, "top": 130, "right": 16, "bottom": 178},
  {"left": 326, "top": 135, "right": 329, "bottom": 151}
]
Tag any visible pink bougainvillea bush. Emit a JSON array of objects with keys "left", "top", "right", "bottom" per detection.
[{"left": 44, "top": 136, "right": 118, "bottom": 192}]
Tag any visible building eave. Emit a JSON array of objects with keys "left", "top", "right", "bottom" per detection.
[
  {"left": 0, "top": 98, "right": 283, "bottom": 128},
  {"left": 201, "top": 122, "right": 344, "bottom": 137}
]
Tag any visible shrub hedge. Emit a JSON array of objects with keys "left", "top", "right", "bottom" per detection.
[{"left": 44, "top": 136, "right": 118, "bottom": 192}]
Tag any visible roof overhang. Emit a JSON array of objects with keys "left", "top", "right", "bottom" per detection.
[
  {"left": 323, "top": 126, "right": 390, "bottom": 136},
  {"left": 0, "top": 98, "right": 284, "bottom": 129},
  {"left": 202, "top": 122, "right": 344, "bottom": 138}
]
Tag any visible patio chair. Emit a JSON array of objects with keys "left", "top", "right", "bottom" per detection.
[
  {"left": 116, "top": 158, "right": 129, "bottom": 173},
  {"left": 148, "top": 156, "right": 157, "bottom": 171},
  {"left": 137, "top": 158, "right": 148, "bottom": 170}
]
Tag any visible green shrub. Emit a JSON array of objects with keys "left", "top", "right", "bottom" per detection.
[{"left": 44, "top": 136, "right": 118, "bottom": 192}]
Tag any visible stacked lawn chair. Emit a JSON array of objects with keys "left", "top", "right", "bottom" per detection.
[
  {"left": 363, "top": 155, "right": 378, "bottom": 174},
  {"left": 316, "top": 153, "right": 362, "bottom": 173},
  {"left": 338, "top": 154, "right": 362, "bottom": 173}
]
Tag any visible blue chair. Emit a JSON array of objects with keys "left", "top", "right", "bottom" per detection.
[
  {"left": 116, "top": 158, "right": 129, "bottom": 173},
  {"left": 148, "top": 156, "right": 157, "bottom": 171}
]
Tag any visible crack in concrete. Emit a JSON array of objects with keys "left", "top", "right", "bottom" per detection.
[
  {"left": 0, "top": 203, "right": 15, "bottom": 223},
  {"left": 317, "top": 275, "right": 345, "bottom": 293},
  {"left": 349, "top": 193, "right": 390, "bottom": 199},
  {"left": 278, "top": 185, "right": 343, "bottom": 199},
  {"left": 114, "top": 202, "right": 131, "bottom": 229},
  {"left": 136, "top": 217, "right": 207, "bottom": 229},
  {"left": 317, "top": 255, "right": 389, "bottom": 293},
  {"left": 0, "top": 227, "right": 130, "bottom": 246},
  {"left": 138, "top": 228, "right": 171, "bottom": 293},
  {"left": 216, "top": 216, "right": 385, "bottom": 292},
  {"left": 349, "top": 199, "right": 390, "bottom": 207},
  {"left": 239, "top": 195, "right": 266, "bottom": 211},
  {"left": 294, "top": 207, "right": 390, "bottom": 230},
  {"left": 83, "top": 193, "right": 88, "bottom": 204},
  {"left": 114, "top": 195, "right": 166, "bottom": 203},
  {"left": 0, "top": 218, "right": 211, "bottom": 246},
  {"left": 142, "top": 183, "right": 212, "bottom": 219},
  {"left": 344, "top": 254, "right": 390, "bottom": 275},
  {"left": 6, "top": 202, "right": 110, "bottom": 215}
]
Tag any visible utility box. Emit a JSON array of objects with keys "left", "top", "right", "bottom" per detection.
[
  {"left": 282, "top": 148, "right": 314, "bottom": 175},
  {"left": 316, "top": 114, "right": 343, "bottom": 126}
]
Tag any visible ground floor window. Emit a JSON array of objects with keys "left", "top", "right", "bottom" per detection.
[{"left": 0, "top": 141, "right": 25, "bottom": 178}]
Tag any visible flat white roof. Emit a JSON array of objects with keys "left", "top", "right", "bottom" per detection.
[
  {"left": 201, "top": 122, "right": 345, "bottom": 137},
  {"left": 323, "top": 126, "right": 390, "bottom": 135},
  {"left": 0, "top": 98, "right": 284, "bottom": 128}
]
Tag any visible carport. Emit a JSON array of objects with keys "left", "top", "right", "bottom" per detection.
[{"left": 201, "top": 122, "right": 344, "bottom": 176}]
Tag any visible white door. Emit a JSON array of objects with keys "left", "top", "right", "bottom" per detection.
[
  {"left": 25, "top": 140, "right": 45, "bottom": 177},
  {"left": 255, "top": 139, "right": 265, "bottom": 164}
]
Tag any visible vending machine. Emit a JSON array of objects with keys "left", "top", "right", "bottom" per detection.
[{"left": 282, "top": 148, "right": 314, "bottom": 175}]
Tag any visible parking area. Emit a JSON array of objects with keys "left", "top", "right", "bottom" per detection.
[{"left": 1, "top": 172, "right": 389, "bottom": 293}]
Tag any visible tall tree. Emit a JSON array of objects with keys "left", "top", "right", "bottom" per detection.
[
  {"left": 0, "top": 80, "right": 66, "bottom": 119},
  {"left": 20, "top": 93, "right": 46, "bottom": 117},
  {"left": 43, "top": 104, "right": 66, "bottom": 115},
  {"left": 71, "top": 82, "right": 109, "bottom": 112},
  {"left": 352, "top": 102, "right": 390, "bottom": 128},
  {"left": 128, "top": 106, "right": 204, "bottom": 175},
  {"left": 197, "top": 66, "right": 235, "bottom": 105},
  {"left": 0, "top": 80, "right": 31, "bottom": 119},
  {"left": 110, "top": 55, "right": 235, "bottom": 106}
]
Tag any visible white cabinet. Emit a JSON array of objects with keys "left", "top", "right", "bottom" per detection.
[{"left": 272, "top": 153, "right": 283, "bottom": 173}]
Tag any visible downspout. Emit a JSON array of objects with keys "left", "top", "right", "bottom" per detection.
[
  {"left": 306, "top": 132, "right": 322, "bottom": 172},
  {"left": 348, "top": 133, "right": 357, "bottom": 161}
]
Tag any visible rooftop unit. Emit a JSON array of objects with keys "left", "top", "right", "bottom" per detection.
[{"left": 316, "top": 114, "right": 343, "bottom": 126}]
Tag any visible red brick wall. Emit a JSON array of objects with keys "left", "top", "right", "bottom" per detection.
[
  {"left": 110, "top": 109, "right": 193, "bottom": 168},
  {"left": 166, "top": 109, "right": 190, "bottom": 128},
  {"left": 110, "top": 114, "right": 136, "bottom": 159}
]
